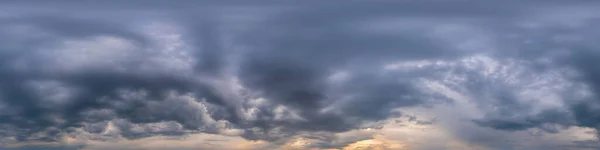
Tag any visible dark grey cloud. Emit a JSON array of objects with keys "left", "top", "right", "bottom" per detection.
[
  {"left": 2, "top": 0, "right": 600, "bottom": 149},
  {"left": 469, "top": 13, "right": 600, "bottom": 136},
  {"left": 1, "top": 146, "right": 84, "bottom": 150},
  {"left": 0, "top": 0, "right": 444, "bottom": 145},
  {"left": 566, "top": 140, "right": 600, "bottom": 150}
]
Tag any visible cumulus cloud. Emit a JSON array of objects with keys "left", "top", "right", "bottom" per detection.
[{"left": 2, "top": 0, "right": 600, "bottom": 150}]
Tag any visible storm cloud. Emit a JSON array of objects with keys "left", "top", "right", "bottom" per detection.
[{"left": 2, "top": 1, "right": 600, "bottom": 150}]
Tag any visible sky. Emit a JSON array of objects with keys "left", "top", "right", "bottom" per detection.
[{"left": 1, "top": 1, "right": 600, "bottom": 150}]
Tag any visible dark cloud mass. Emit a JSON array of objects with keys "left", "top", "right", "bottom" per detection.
[{"left": 2, "top": 0, "right": 600, "bottom": 149}]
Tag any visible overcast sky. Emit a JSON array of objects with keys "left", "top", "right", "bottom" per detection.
[{"left": 1, "top": 1, "right": 600, "bottom": 150}]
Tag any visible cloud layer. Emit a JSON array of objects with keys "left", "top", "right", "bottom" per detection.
[{"left": 2, "top": 1, "right": 600, "bottom": 149}]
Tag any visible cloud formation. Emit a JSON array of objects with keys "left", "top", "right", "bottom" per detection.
[{"left": 2, "top": 1, "right": 600, "bottom": 149}]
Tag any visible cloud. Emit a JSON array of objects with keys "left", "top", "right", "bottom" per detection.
[
  {"left": 2, "top": 146, "right": 83, "bottom": 150},
  {"left": 2, "top": 1, "right": 600, "bottom": 149}
]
